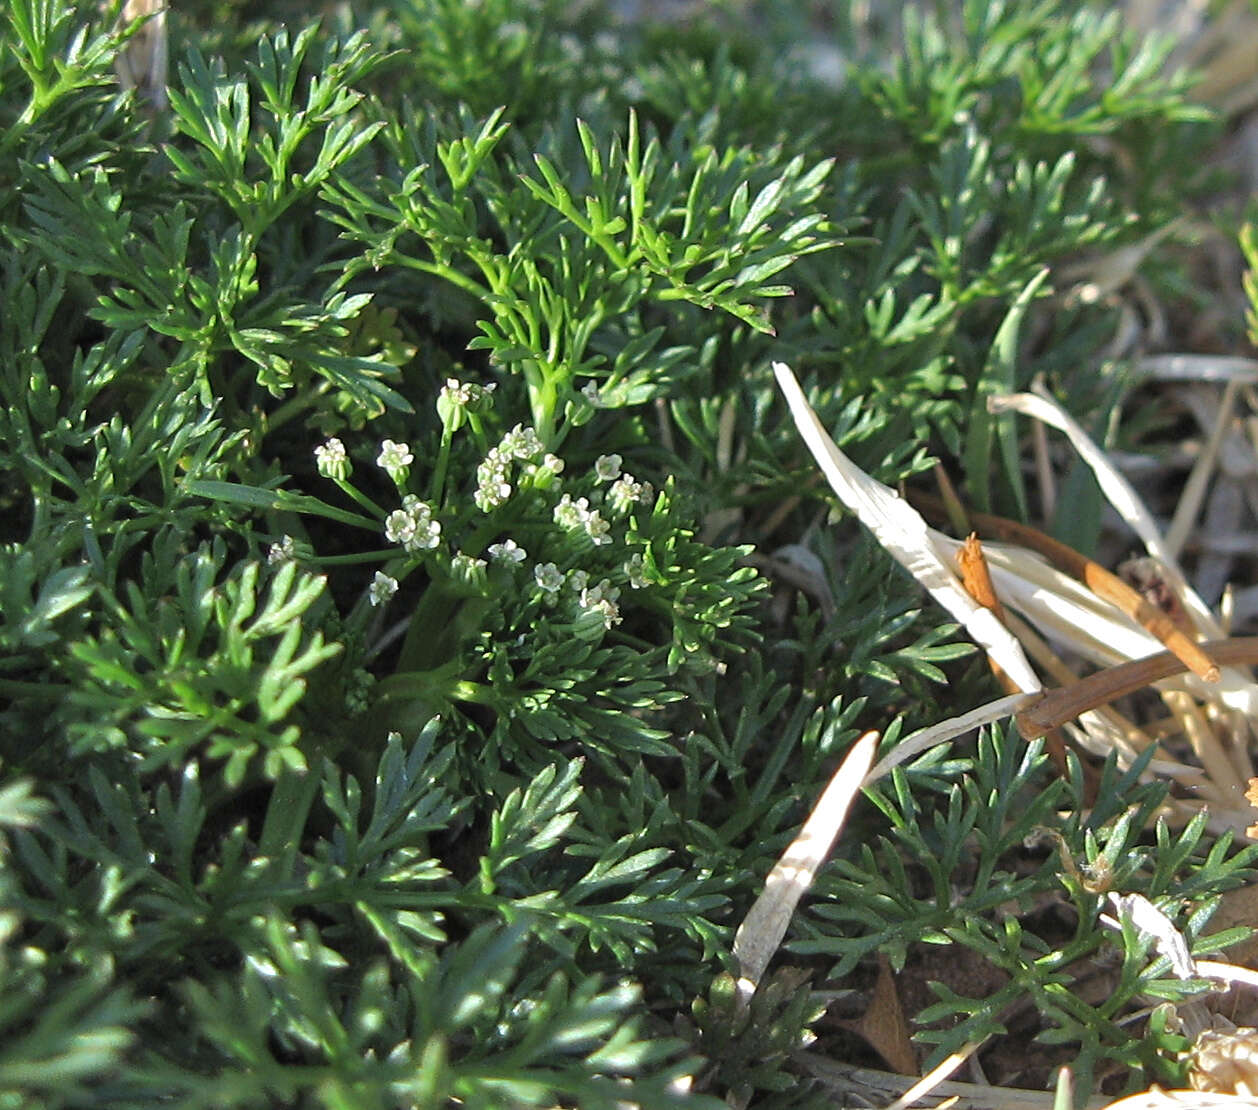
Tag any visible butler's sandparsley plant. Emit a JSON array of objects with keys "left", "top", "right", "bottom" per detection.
[{"left": 1, "top": 0, "right": 1254, "bottom": 1106}]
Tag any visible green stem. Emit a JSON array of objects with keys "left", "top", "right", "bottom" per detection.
[
  {"left": 395, "top": 586, "right": 460, "bottom": 672},
  {"left": 373, "top": 658, "right": 480, "bottom": 703},
  {"left": 467, "top": 412, "right": 489, "bottom": 456},
  {"left": 524, "top": 365, "right": 558, "bottom": 446},
  {"left": 376, "top": 672, "right": 493, "bottom": 706},
  {"left": 311, "top": 548, "right": 400, "bottom": 566},
  {"left": 334, "top": 478, "right": 387, "bottom": 519},
  {"left": 0, "top": 679, "right": 66, "bottom": 699},
  {"left": 394, "top": 252, "right": 491, "bottom": 302},
  {"left": 257, "top": 764, "right": 323, "bottom": 878},
  {"left": 430, "top": 424, "right": 454, "bottom": 505}
]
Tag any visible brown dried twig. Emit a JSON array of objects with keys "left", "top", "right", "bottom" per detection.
[{"left": 1017, "top": 638, "right": 1258, "bottom": 740}]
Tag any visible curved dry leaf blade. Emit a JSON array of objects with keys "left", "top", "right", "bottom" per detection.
[
  {"left": 988, "top": 387, "right": 1221, "bottom": 638},
  {"left": 773, "top": 361, "right": 1041, "bottom": 693},
  {"left": 864, "top": 690, "right": 1036, "bottom": 785},
  {"left": 732, "top": 731, "right": 878, "bottom": 994}
]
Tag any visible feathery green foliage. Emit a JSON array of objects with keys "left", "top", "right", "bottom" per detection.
[{"left": 0, "top": 0, "right": 1251, "bottom": 1106}]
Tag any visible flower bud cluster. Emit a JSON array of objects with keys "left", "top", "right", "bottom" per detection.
[{"left": 314, "top": 437, "right": 350, "bottom": 481}]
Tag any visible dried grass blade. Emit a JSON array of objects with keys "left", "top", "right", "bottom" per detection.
[
  {"left": 774, "top": 362, "right": 1041, "bottom": 693},
  {"left": 732, "top": 731, "right": 878, "bottom": 996},
  {"left": 988, "top": 386, "right": 1223, "bottom": 638},
  {"left": 864, "top": 691, "right": 1037, "bottom": 786},
  {"left": 1165, "top": 381, "right": 1239, "bottom": 560},
  {"left": 912, "top": 493, "right": 1221, "bottom": 682}
]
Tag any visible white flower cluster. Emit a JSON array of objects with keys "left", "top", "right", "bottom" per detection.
[
  {"left": 451, "top": 552, "right": 487, "bottom": 575},
  {"left": 533, "top": 561, "right": 564, "bottom": 594},
  {"left": 607, "top": 473, "right": 652, "bottom": 514},
  {"left": 439, "top": 378, "right": 495, "bottom": 408},
  {"left": 474, "top": 451, "right": 513, "bottom": 511},
  {"left": 488, "top": 538, "right": 527, "bottom": 564},
  {"left": 474, "top": 424, "right": 546, "bottom": 511},
  {"left": 438, "top": 377, "right": 497, "bottom": 433},
  {"left": 499, "top": 424, "right": 543, "bottom": 459},
  {"left": 268, "top": 535, "right": 296, "bottom": 565},
  {"left": 592, "top": 453, "right": 651, "bottom": 514},
  {"left": 383, "top": 495, "right": 441, "bottom": 552},
  {"left": 577, "top": 576, "right": 621, "bottom": 629},
  {"left": 530, "top": 563, "right": 622, "bottom": 628},
  {"left": 553, "top": 493, "right": 611, "bottom": 545},
  {"left": 594, "top": 453, "right": 622, "bottom": 481},
  {"left": 624, "top": 552, "right": 648, "bottom": 589}
]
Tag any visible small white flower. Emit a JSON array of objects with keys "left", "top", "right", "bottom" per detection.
[
  {"left": 369, "top": 571, "right": 399, "bottom": 606},
  {"left": 581, "top": 381, "right": 601, "bottom": 405},
  {"left": 500, "top": 424, "right": 543, "bottom": 460},
  {"left": 377, "top": 439, "right": 414, "bottom": 481},
  {"left": 594, "top": 601, "right": 621, "bottom": 629},
  {"left": 268, "top": 535, "right": 296, "bottom": 565},
  {"left": 384, "top": 499, "right": 440, "bottom": 551},
  {"left": 582, "top": 578, "right": 620, "bottom": 606},
  {"left": 534, "top": 562, "right": 564, "bottom": 594},
  {"left": 475, "top": 482, "right": 511, "bottom": 512},
  {"left": 554, "top": 493, "right": 590, "bottom": 529},
  {"left": 441, "top": 378, "right": 474, "bottom": 406},
  {"left": 384, "top": 509, "right": 417, "bottom": 546},
  {"left": 451, "top": 552, "right": 487, "bottom": 581},
  {"left": 475, "top": 480, "right": 512, "bottom": 511},
  {"left": 608, "top": 473, "right": 651, "bottom": 514},
  {"left": 488, "top": 539, "right": 527, "bottom": 564},
  {"left": 314, "top": 437, "right": 350, "bottom": 480},
  {"left": 594, "top": 453, "right": 622, "bottom": 482},
  {"left": 580, "top": 588, "right": 621, "bottom": 630},
  {"left": 437, "top": 379, "right": 495, "bottom": 428},
  {"left": 625, "top": 553, "right": 648, "bottom": 589},
  {"left": 404, "top": 514, "right": 441, "bottom": 552},
  {"left": 584, "top": 509, "right": 611, "bottom": 546},
  {"left": 568, "top": 569, "right": 589, "bottom": 593},
  {"left": 315, "top": 437, "right": 347, "bottom": 464},
  {"left": 541, "top": 453, "right": 565, "bottom": 474}
]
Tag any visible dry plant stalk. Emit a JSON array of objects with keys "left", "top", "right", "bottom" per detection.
[
  {"left": 110, "top": 0, "right": 169, "bottom": 111},
  {"left": 732, "top": 731, "right": 878, "bottom": 998},
  {"left": 956, "top": 530, "right": 1073, "bottom": 779}
]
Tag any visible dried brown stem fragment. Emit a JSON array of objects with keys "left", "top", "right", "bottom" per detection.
[
  {"left": 1017, "top": 638, "right": 1258, "bottom": 740},
  {"left": 957, "top": 533, "right": 1005, "bottom": 619},
  {"left": 957, "top": 534, "right": 1071, "bottom": 778}
]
